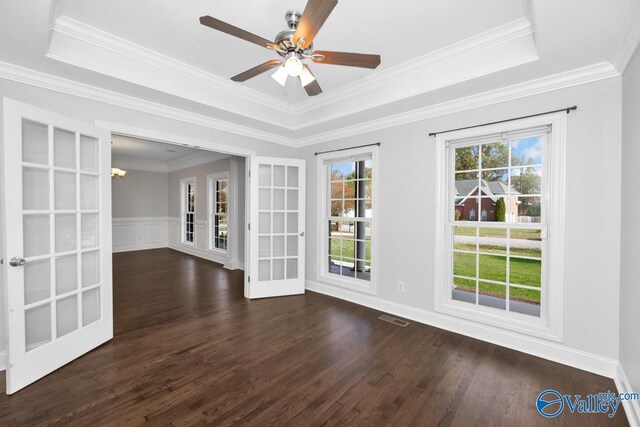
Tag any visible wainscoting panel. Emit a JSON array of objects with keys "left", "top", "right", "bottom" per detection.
[
  {"left": 112, "top": 217, "right": 169, "bottom": 253},
  {"left": 168, "top": 217, "right": 232, "bottom": 267}
]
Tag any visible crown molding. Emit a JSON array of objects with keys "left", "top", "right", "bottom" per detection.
[
  {"left": 611, "top": 0, "right": 640, "bottom": 74},
  {"left": 50, "top": 15, "right": 293, "bottom": 116},
  {"left": 0, "top": 60, "right": 297, "bottom": 146},
  {"left": 295, "top": 61, "right": 620, "bottom": 146},
  {"left": 291, "top": 18, "right": 538, "bottom": 127},
  {"left": 0, "top": 59, "right": 619, "bottom": 149}
]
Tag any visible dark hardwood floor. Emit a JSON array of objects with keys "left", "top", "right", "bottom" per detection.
[{"left": 0, "top": 248, "right": 627, "bottom": 426}]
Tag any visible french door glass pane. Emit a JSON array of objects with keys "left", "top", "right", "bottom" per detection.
[
  {"left": 81, "top": 213, "right": 99, "bottom": 248},
  {"left": 82, "top": 251, "right": 100, "bottom": 287},
  {"left": 258, "top": 259, "right": 270, "bottom": 281},
  {"left": 55, "top": 172, "right": 76, "bottom": 210},
  {"left": 80, "top": 135, "right": 98, "bottom": 172},
  {"left": 24, "top": 258, "right": 51, "bottom": 305},
  {"left": 287, "top": 166, "right": 298, "bottom": 188},
  {"left": 54, "top": 128, "right": 76, "bottom": 169},
  {"left": 23, "top": 167, "right": 49, "bottom": 211},
  {"left": 55, "top": 214, "right": 77, "bottom": 252},
  {"left": 25, "top": 303, "right": 51, "bottom": 351},
  {"left": 286, "top": 258, "right": 298, "bottom": 279},
  {"left": 273, "top": 259, "right": 285, "bottom": 280},
  {"left": 56, "top": 295, "right": 78, "bottom": 338},
  {"left": 81, "top": 175, "right": 98, "bottom": 210},
  {"left": 273, "top": 165, "right": 285, "bottom": 187},
  {"left": 82, "top": 288, "right": 100, "bottom": 326},
  {"left": 55, "top": 255, "right": 78, "bottom": 295},
  {"left": 23, "top": 215, "right": 50, "bottom": 257},
  {"left": 22, "top": 120, "right": 48, "bottom": 165}
]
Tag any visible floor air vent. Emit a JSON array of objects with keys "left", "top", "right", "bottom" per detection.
[{"left": 378, "top": 314, "right": 409, "bottom": 327}]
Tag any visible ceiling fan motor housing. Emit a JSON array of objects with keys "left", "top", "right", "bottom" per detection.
[{"left": 275, "top": 11, "right": 313, "bottom": 57}]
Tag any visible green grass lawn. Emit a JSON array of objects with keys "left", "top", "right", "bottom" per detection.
[
  {"left": 330, "top": 236, "right": 371, "bottom": 266},
  {"left": 454, "top": 242, "right": 541, "bottom": 258},
  {"left": 454, "top": 226, "right": 541, "bottom": 240},
  {"left": 453, "top": 251, "right": 541, "bottom": 304}
]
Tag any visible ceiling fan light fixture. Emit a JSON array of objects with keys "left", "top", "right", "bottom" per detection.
[
  {"left": 271, "top": 65, "right": 289, "bottom": 86},
  {"left": 284, "top": 54, "right": 303, "bottom": 77},
  {"left": 299, "top": 66, "right": 316, "bottom": 87}
]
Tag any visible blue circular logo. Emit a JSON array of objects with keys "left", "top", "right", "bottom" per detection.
[{"left": 536, "top": 389, "right": 564, "bottom": 418}]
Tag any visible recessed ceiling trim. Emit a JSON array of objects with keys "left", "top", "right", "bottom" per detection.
[
  {"left": 49, "top": 16, "right": 294, "bottom": 125},
  {"left": 293, "top": 18, "right": 536, "bottom": 116},
  {"left": 294, "top": 62, "right": 620, "bottom": 147},
  {"left": 47, "top": 15, "right": 539, "bottom": 132},
  {"left": 293, "top": 30, "right": 539, "bottom": 130},
  {"left": 0, "top": 61, "right": 298, "bottom": 146},
  {"left": 0, "top": 60, "right": 619, "bottom": 148}
]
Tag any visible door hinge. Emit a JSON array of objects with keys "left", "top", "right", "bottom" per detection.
[
  {"left": 248, "top": 275, "right": 250, "bottom": 283},
  {"left": 248, "top": 223, "right": 251, "bottom": 230},
  {"left": 248, "top": 169, "right": 251, "bottom": 178}
]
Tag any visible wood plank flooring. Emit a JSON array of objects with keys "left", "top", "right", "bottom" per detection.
[{"left": 0, "top": 248, "right": 628, "bottom": 426}]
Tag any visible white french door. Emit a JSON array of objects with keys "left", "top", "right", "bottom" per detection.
[
  {"left": 1, "top": 98, "right": 112, "bottom": 394},
  {"left": 248, "top": 157, "right": 305, "bottom": 298}
]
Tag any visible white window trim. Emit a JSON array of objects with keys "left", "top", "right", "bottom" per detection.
[
  {"left": 207, "top": 172, "right": 230, "bottom": 254},
  {"left": 316, "top": 145, "right": 379, "bottom": 295},
  {"left": 434, "top": 113, "right": 566, "bottom": 342},
  {"left": 180, "top": 177, "right": 196, "bottom": 246}
]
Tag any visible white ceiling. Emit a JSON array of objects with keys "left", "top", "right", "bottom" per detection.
[
  {"left": 0, "top": 0, "right": 638, "bottom": 146},
  {"left": 111, "top": 135, "right": 229, "bottom": 173},
  {"left": 56, "top": 0, "right": 526, "bottom": 102}
]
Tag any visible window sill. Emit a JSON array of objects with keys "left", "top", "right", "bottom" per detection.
[{"left": 435, "top": 299, "right": 561, "bottom": 342}]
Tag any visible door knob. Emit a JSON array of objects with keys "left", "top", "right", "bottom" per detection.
[
  {"left": 300, "top": 231, "right": 305, "bottom": 237},
  {"left": 9, "top": 257, "right": 26, "bottom": 267}
]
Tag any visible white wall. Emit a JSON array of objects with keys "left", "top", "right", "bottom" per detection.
[
  {"left": 302, "top": 78, "right": 623, "bottom": 368},
  {"left": 111, "top": 169, "right": 170, "bottom": 253},
  {"left": 112, "top": 169, "right": 168, "bottom": 219},
  {"left": 620, "top": 45, "right": 640, "bottom": 407}
]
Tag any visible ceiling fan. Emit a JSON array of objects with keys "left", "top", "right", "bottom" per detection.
[{"left": 199, "top": 0, "right": 381, "bottom": 96}]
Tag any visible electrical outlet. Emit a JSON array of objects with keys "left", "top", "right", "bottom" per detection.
[{"left": 397, "top": 281, "right": 405, "bottom": 293}]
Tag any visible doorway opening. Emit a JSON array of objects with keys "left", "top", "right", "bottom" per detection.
[{"left": 110, "top": 134, "right": 247, "bottom": 272}]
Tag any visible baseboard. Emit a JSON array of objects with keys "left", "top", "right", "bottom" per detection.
[
  {"left": 0, "top": 350, "right": 5, "bottom": 372},
  {"left": 306, "top": 279, "right": 619, "bottom": 378},
  {"left": 223, "top": 261, "right": 245, "bottom": 271},
  {"left": 615, "top": 363, "right": 640, "bottom": 427},
  {"left": 112, "top": 242, "right": 167, "bottom": 253},
  {"left": 168, "top": 243, "right": 244, "bottom": 271}
]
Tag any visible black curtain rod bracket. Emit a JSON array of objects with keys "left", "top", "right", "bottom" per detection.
[
  {"left": 314, "top": 142, "right": 381, "bottom": 156},
  {"left": 428, "top": 106, "right": 577, "bottom": 137}
]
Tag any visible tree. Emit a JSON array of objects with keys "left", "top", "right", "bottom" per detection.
[{"left": 495, "top": 197, "right": 506, "bottom": 222}]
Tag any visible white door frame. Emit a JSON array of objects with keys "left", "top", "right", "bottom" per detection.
[{"left": 94, "top": 120, "right": 256, "bottom": 295}]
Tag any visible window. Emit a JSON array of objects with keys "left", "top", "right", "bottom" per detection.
[
  {"left": 181, "top": 178, "right": 196, "bottom": 244},
  {"left": 208, "top": 173, "right": 229, "bottom": 252},
  {"left": 435, "top": 114, "right": 566, "bottom": 340},
  {"left": 317, "top": 146, "right": 377, "bottom": 293}
]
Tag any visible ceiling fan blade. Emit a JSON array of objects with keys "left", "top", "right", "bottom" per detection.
[
  {"left": 231, "top": 60, "right": 282, "bottom": 82},
  {"left": 199, "top": 15, "right": 279, "bottom": 51},
  {"left": 312, "top": 51, "right": 381, "bottom": 69},
  {"left": 293, "top": 0, "right": 338, "bottom": 50},
  {"left": 303, "top": 78, "right": 323, "bottom": 96}
]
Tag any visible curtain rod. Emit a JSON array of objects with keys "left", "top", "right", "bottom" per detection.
[
  {"left": 314, "top": 142, "right": 381, "bottom": 156},
  {"left": 428, "top": 106, "right": 577, "bottom": 137}
]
